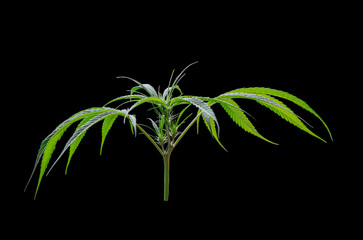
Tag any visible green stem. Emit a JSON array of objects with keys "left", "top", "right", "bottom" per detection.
[
  {"left": 138, "top": 110, "right": 204, "bottom": 201},
  {"left": 136, "top": 124, "right": 164, "bottom": 156},
  {"left": 173, "top": 111, "right": 203, "bottom": 148},
  {"left": 137, "top": 122, "right": 173, "bottom": 201},
  {"left": 162, "top": 138, "right": 174, "bottom": 201},
  {"left": 163, "top": 154, "right": 170, "bottom": 201}
]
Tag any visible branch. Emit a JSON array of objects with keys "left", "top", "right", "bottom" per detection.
[
  {"left": 173, "top": 111, "right": 203, "bottom": 149},
  {"left": 136, "top": 124, "right": 165, "bottom": 156}
]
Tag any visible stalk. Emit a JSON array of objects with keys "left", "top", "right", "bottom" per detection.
[
  {"left": 138, "top": 109, "right": 203, "bottom": 201},
  {"left": 173, "top": 111, "right": 203, "bottom": 148},
  {"left": 163, "top": 153, "right": 170, "bottom": 201},
  {"left": 161, "top": 112, "right": 203, "bottom": 201},
  {"left": 136, "top": 124, "right": 164, "bottom": 156},
  {"left": 163, "top": 118, "right": 173, "bottom": 201}
]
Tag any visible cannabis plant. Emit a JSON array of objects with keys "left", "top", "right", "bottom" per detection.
[{"left": 25, "top": 62, "right": 332, "bottom": 201}]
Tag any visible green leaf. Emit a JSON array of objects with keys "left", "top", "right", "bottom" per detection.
[
  {"left": 28, "top": 107, "right": 114, "bottom": 197},
  {"left": 116, "top": 76, "right": 158, "bottom": 97},
  {"left": 100, "top": 114, "right": 119, "bottom": 156},
  {"left": 218, "top": 92, "right": 290, "bottom": 112},
  {"left": 217, "top": 91, "right": 327, "bottom": 142},
  {"left": 219, "top": 98, "right": 278, "bottom": 145},
  {"left": 162, "top": 85, "right": 182, "bottom": 100},
  {"left": 130, "top": 86, "right": 145, "bottom": 95},
  {"left": 196, "top": 109, "right": 201, "bottom": 135},
  {"left": 177, "top": 97, "right": 220, "bottom": 135},
  {"left": 66, "top": 115, "right": 95, "bottom": 174},
  {"left": 159, "top": 115, "right": 165, "bottom": 135},
  {"left": 136, "top": 83, "right": 158, "bottom": 97},
  {"left": 103, "top": 94, "right": 145, "bottom": 107},
  {"left": 129, "top": 96, "right": 166, "bottom": 111},
  {"left": 47, "top": 110, "right": 123, "bottom": 176},
  {"left": 171, "top": 61, "right": 198, "bottom": 88},
  {"left": 176, "top": 104, "right": 191, "bottom": 127},
  {"left": 202, "top": 113, "right": 228, "bottom": 151},
  {"left": 33, "top": 109, "right": 121, "bottom": 198},
  {"left": 227, "top": 87, "right": 333, "bottom": 141},
  {"left": 24, "top": 139, "right": 48, "bottom": 192},
  {"left": 148, "top": 118, "right": 159, "bottom": 133},
  {"left": 128, "top": 114, "right": 137, "bottom": 137},
  {"left": 255, "top": 94, "right": 327, "bottom": 143},
  {"left": 34, "top": 127, "right": 67, "bottom": 199}
]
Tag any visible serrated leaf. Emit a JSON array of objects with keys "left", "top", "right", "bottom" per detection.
[
  {"left": 255, "top": 94, "right": 326, "bottom": 143},
  {"left": 27, "top": 107, "right": 114, "bottom": 196},
  {"left": 103, "top": 94, "right": 145, "bottom": 107},
  {"left": 202, "top": 113, "right": 227, "bottom": 151},
  {"left": 218, "top": 92, "right": 290, "bottom": 112},
  {"left": 220, "top": 98, "right": 277, "bottom": 145},
  {"left": 129, "top": 96, "right": 166, "bottom": 111},
  {"left": 100, "top": 114, "right": 119, "bottom": 156},
  {"left": 34, "top": 127, "right": 67, "bottom": 198},
  {"left": 128, "top": 114, "right": 137, "bottom": 137},
  {"left": 176, "top": 104, "right": 191, "bottom": 127},
  {"left": 46, "top": 110, "right": 121, "bottom": 175},
  {"left": 178, "top": 97, "right": 219, "bottom": 135},
  {"left": 162, "top": 85, "right": 182, "bottom": 100},
  {"left": 34, "top": 109, "right": 122, "bottom": 198},
  {"left": 66, "top": 115, "right": 95, "bottom": 174},
  {"left": 140, "top": 84, "right": 158, "bottom": 97},
  {"left": 227, "top": 87, "right": 332, "bottom": 141},
  {"left": 116, "top": 76, "right": 158, "bottom": 97}
]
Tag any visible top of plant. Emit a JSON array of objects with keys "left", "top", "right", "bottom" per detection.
[{"left": 25, "top": 61, "right": 332, "bottom": 199}]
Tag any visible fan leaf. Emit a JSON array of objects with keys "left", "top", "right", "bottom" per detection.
[
  {"left": 34, "top": 108, "right": 122, "bottom": 198},
  {"left": 177, "top": 97, "right": 220, "bottom": 135},
  {"left": 226, "top": 87, "right": 332, "bottom": 141},
  {"left": 116, "top": 76, "right": 158, "bottom": 97},
  {"left": 100, "top": 114, "right": 119, "bottom": 156},
  {"left": 103, "top": 94, "right": 145, "bottom": 107},
  {"left": 26, "top": 107, "right": 114, "bottom": 195},
  {"left": 162, "top": 85, "right": 182, "bottom": 100},
  {"left": 218, "top": 92, "right": 290, "bottom": 112},
  {"left": 128, "top": 114, "right": 137, "bottom": 137},
  {"left": 201, "top": 112, "right": 227, "bottom": 151},
  {"left": 129, "top": 96, "right": 166, "bottom": 111},
  {"left": 47, "top": 110, "right": 122, "bottom": 175},
  {"left": 66, "top": 115, "right": 95, "bottom": 174},
  {"left": 219, "top": 98, "right": 277, "bottom": 145},
  {"left": 255, "top": 94, "right": 326, "bottom": 143}
]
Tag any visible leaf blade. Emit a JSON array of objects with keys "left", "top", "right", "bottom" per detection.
[
  {"left": 219, "top": 98, "right": 277, "bottom": 145},
  {"left": 103, "top": 94, "right": 145, "bottom": 107},
  {"left": 129, "top": 96, "right": 166, "bottom": 111},
  {"left": 201, "top": 112, "right": 228, "bottom": 151},
  {"left": 27, "top": 107, "right": 114, "bottom": 196},
  {"left": 178, "top": 97, "right": 220, "bottom": 135},
  {"left": 255, "top": 94, "right": 327, "bottom": 143},
  {"left": 227, "top": 87, "right": 333, "bottom": 141},
  {"left": 46, "top": 110, "right": 122, "bottom": 176},
  {"left": 100, "top": 114, "right": 119, "bottom": 156},
  {"left": 66, "top": 115, "right": 96, "bottom": 174}
]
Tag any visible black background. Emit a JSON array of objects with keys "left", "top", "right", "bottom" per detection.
[{"left": 4, "top": 2, "right": 357, "bottom": 235}]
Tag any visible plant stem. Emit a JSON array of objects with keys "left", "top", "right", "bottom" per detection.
[
  {"left": 136, "top": 124, "right": 164, "bottom": 156},
  {"left": 163, "top": 145, "right": 174, "bottom": 201},
  {"left": 173, "top": 111, "right": 203, "bottom": 148},
  {"left": 163, "top": 154, "right": 170, "bottom": 201},
  {"left": 138, "top": 110, "right": 204, "bottom": 201}
]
